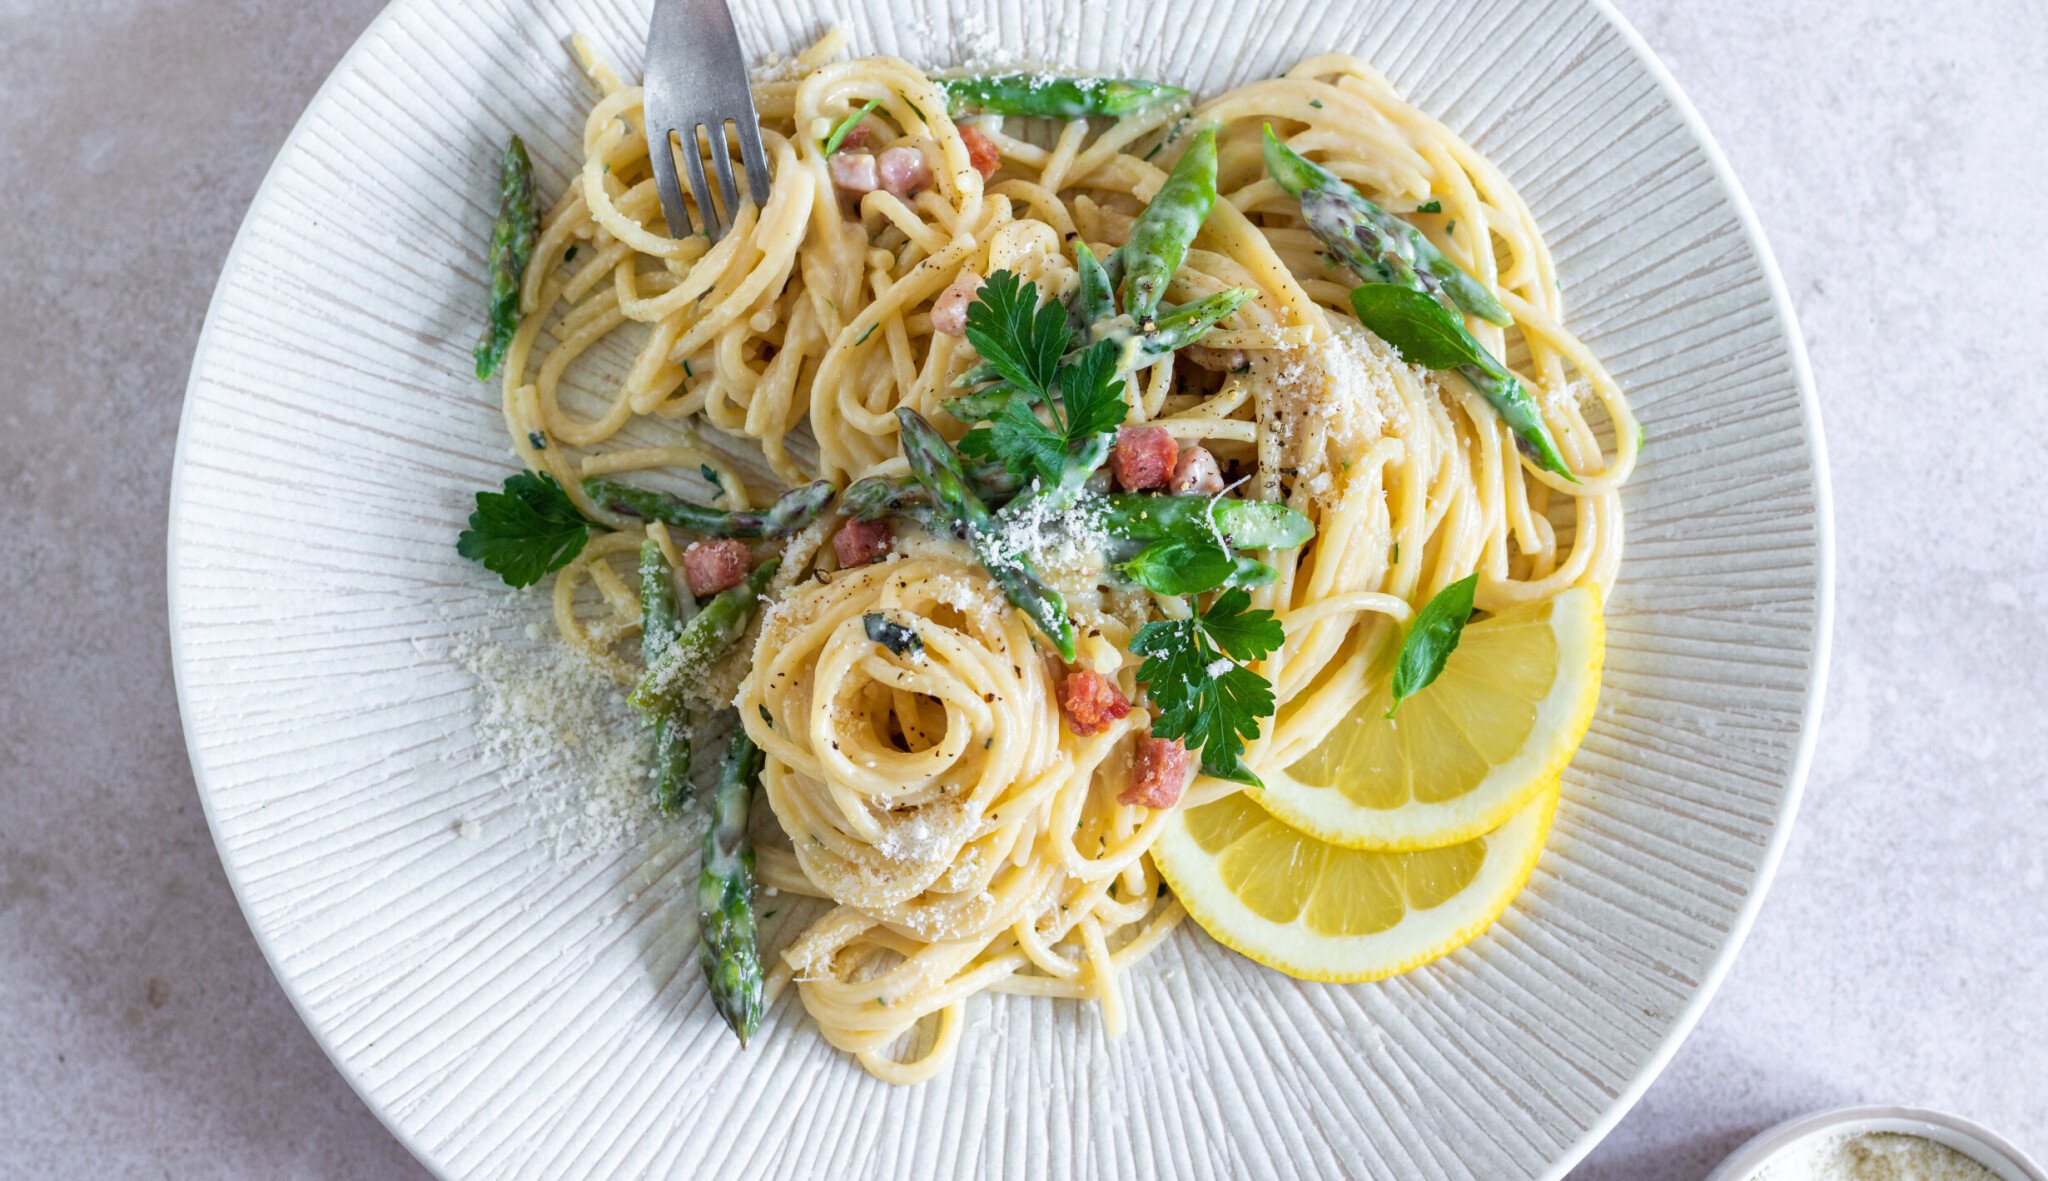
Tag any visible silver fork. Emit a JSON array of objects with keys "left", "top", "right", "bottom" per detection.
[{"left": 642, "top": 0, "right": 771, "bottom": 241}]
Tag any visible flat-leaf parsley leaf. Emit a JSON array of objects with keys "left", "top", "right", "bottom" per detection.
[
  {"left": 1056, "top": 339, "right": 1130, "bottom": 439},
  {"left": 1131, "top": 589, "right": 1285, "bottom": 785},
  {"left": 457, "top": 471, "right": 598, "bottom": 588},
  {"left": 955, "top": 274, "right": 1130, "bottom": 489},
  {"left": 963, "top": 270, "right": 1069, "bottom": 401}
]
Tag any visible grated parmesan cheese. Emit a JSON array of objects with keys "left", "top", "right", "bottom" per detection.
[
  {"left": 980, "top": 484, "right": 1110, "bottom": 579},
  {"left": 448, "top": 591, "right": 665, "bottom": 856},
  {"left": 1537, "top": 376, "right": 1591, "bottom": 416},
  {"left": 1748, "top": 1132, "right": 2003, "bottom": 1181},
  {"left": 1254, "top": 320, "right": 1413, "bottom": 503}
]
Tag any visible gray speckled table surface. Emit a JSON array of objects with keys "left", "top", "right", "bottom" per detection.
[{"left": 3, "top": 1, "right": 2043, "bottom": 1177}]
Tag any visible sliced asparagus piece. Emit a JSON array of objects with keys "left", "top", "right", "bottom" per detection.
[
  {"left": 940, "top": 74, "right": 1188, "bottom": 120},
  {"left": 1118, "top": 123, "right": 1220, "bottom": 320},
  {"left": 841, "top": 459, "right": 1018, "bottom": 522},
  {"left": 698, "top": 727, "right": 765, "bottom": 1045},
  {"left": 1099, "top": 494, "right": 1315, "bottom": 553},
  {"left": 1345, "top": 284, "right": 1574, "bottom": 479},
  {"left": 896, "top": 408, "right": 1077, "bottom": 661},
  {"left": 584, "top": 478, "right": 835, "bottom": 538},
  {"left": 1262, "top": 125, "right": 1509, "bottom": 326},
  {"left": 639, "top": 540, "right": 694, "bottom": 815},
  {"left": 629, "top": 558, "right": 779, "bottom": 715},
  {"left": 1069, "top": 239, "right": 1117, "bottom": 333},
  {"left": 1264, "top": 126, "right": 1573, "bottom": 476},
  {"left": 1113, "top": 287, "right": 1257, "bottom": 361},
  {"left": 474, "top": 136, "right": 537, "bottom": 381}
]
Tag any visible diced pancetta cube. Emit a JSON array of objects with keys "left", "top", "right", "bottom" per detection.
[
  {"left": 1059, "top": 669, "right": 1133, "bottom": 736},
  {"left": 682, "top": 539, "right": 752, "bottom": 596},
  {"left": 1111, "top": 426, "right": 1178, "bottom": 491},
  {"left": 958, "top": 124, "right": 1001, "bottom": 179},
  {"left": 930, "top": 272, "right": 985, "bottom": 337},
  {"left": 878, "top": 146, "right": 933, "bottom": 196},
  {"left": 1120, "top": 736, "right": 1193, "bottom": 809},
  {"left": 837, "top": 120, "right": 876, "bottom": 152},
  {"left": 829, "top": 151, "right": 879, "bottom": 194},
  {"left": 832, "top": 517, "right": 895, "bottom": 568}
]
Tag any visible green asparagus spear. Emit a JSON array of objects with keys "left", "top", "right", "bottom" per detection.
[
  {"left": 1263, "top": 126, "right": 1573, "bottom": 476},
  {"left": 639, "top": 541, "right": 694, "bottom": 815},
  {"left": 844, "top": 472, "right": 1311, "bottom": 556},
  {"left": 629, "top": 558, "right": 780, "bottom": 715},
  {"left": 698, "top": 727, "right": 765, "bottom": 1045},
  {"left": 1120, "top": 287, "right": 1257, "bottom": 360},
  {"left": 940, "top": 74, "right": 1189, "bottom": 120},
  {"left": 841, "top": 459, "right": 1018, "bottom": 522},
  {"left": 941, "top": 383, "right": 1021, "bottom": 422},
  {"left": 1118, "top": 124, "right": 1220, "bottom": 320},
  {"left": 1045, "top": 430, "right": 1114, "bottom": 511},
  {"left": 583, "top": 479, "right": 836, "bottom": 538},
  {"left": 1070, "top": 240, "right": 1117, "bottom": 333},
  {"left": 474, "top": 136, "right": 538, "bottom": 381},
  {"left": 1262, "top": 125, "right": 1509, "bottom": 326},
  {"left": 896, "top": 408, "right": 1077, "bottom": 660}
]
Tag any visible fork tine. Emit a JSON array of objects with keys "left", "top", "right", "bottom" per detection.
[
  {"left": 737, "top": 122, "right": 771, "bottom": 209},
  {"left": 642, "top": 0, "right": 769, "bottom": 242},
  {"left": 708, "top": 123, "right": 744, "bottom": 230},
  {"left": 651, "top": 128, "right": 694, "bottom": 241},
  {"left": 680, "top": 125, "right": 720, "bottom": 239}
]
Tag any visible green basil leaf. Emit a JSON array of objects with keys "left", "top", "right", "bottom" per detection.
[
  {"left": 1347, "top": 283, "right": 1487, "bottom": 372},
  {"left": 1387, "top": 574, "right": 1479, "bottom": 715},
  {"left": 1119, "top": 538, "right": 1234, "bottom": 595},
  {"left": 1119, "top": 538, "right": 1277, "bottom": 595}
]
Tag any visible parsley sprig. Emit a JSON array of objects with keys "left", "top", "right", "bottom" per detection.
[
  {"left": 1131, "top": 589, "right": 1285, "bottom": 786},
  {"left": 945, "top": 272, "right": 1291, "bottom": 782},
  {"left": 456, "top": 471, "right": 601, "bottom": 587},
  {"left": 949, "top": 271, "right": 1128, "bottom": 492}
]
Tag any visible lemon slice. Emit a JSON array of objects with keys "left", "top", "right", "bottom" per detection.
[
  {"left": 1152, "top": 782, "right": 1558, "bottom": 982},
  {"left": 1261, "top": 584, "right": 1603, "bottom": 851}
]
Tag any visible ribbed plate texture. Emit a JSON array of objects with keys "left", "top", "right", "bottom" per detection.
[{"left": 168, "top": 0, "right": 1830, "bottom": 1177}]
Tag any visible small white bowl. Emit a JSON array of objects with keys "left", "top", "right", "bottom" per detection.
[{"left": 1704, "top": 1105, "right": 2047, "bottom": 1181}]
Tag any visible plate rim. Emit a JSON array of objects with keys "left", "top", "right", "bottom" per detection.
[
  {"left": 164, "top": 1, "right": 1836, "bottom": 1176},
  {"left": 164, "top": 0, "right": 460, "bottom": 1173},
  {"left": 1526, "top": 4, "right": 1834, "bottom": 1176}
]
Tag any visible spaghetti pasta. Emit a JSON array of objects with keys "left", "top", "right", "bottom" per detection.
[{"left": 484, "top": 32, "right": 1633, "bottom": 1082}]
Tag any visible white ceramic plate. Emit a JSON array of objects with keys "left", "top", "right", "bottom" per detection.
[{"left": 168, "top": 0, "right": 1832, "bottom": 1177}]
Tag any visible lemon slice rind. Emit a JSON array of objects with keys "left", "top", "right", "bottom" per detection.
[
  {"left": 1259, "top": 584, "right": 1602, "bottom": 852},
  {"left": 1153, "top": 782, "right": 1558, "bottom": 983}
]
